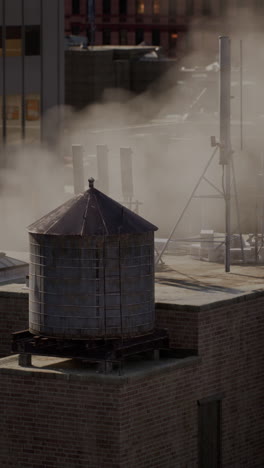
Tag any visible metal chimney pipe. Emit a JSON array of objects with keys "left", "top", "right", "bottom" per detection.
[
  {"left": 120, "top": 147, "right": 134, "bottom": 203},
  {"left": 72, "top": 144, "right": 85, "bottom": 194},
  {"left": 96, "top": 144, "right": 109, "bottom": 194},
  {"left": 219, "top": 36, "right": 232, "bottom": 272}
]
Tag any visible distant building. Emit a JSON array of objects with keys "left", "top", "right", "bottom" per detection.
[
  {"left": 65, "top": 45, "right": 176, "bottom": 109},
  {"left": 65, "top": 1, "right": 264, "bottom": 58},
  {"left": 65, "top": 0, "right": 192, "bottom": 54},
  {"left": 0, "top": 0, "right": 64, "bottom": 150}
]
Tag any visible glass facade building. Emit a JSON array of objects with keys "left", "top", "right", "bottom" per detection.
[{"left": 0, "top": 0, "right": 64, "bottom": 150}]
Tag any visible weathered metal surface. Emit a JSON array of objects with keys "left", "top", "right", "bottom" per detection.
[
  {"left": 0, "top": 252, "right": 28, "bottom": 283},
  {"left": 12, "top": 329, "right": 169, "bottom": 359},
  {"left": 28, "top": 231, "right": 156, "bottom": 338},
  {"left": 28, "top": 183, "right": 157, "bottom": 338},
  {"left": 28, "top": 184, "right": 158, "bottom": 236}
]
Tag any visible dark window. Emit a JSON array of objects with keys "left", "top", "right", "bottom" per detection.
[
  {"left": 152, "top": 29, "right": 160, "bottom": 46},
  {"left": 202, "top": 0, "right": 211, "bottom": 16},
  {"left": 71, "top": 23, "right": 81, "bottom": 35},
  {"left": 135, "top": 29, "right": 144, "bottom": 44},
  {"left": 25, "top": 26, "right": 40, "bottom": 56},
  {"left": 186, "top": 0, "right": 194, "bottom": 16},
  {"left": 169, "top": 31, "right": 178, "bottom": 50},
  {"left": 103, "top": 0, "right": 111, "bottom": 15},
  {"left": 72, "top": 0, "right": 80, "bottom": 15},
  {"left": 198, "top": 398, "right": 222, "bottom": 468},
  {"left": 119, "top": 0, "right": 127, "bottom": 16},
  {"left": 119, "top": 29, "right": 128, "bottom": 45},
  {"left": 103, "top": 29, "right": 111, "bottom": 45},
  {"left": 6, "top": 26, "right": 22, "bottom": 56},
  {"left": 168, "top": 0, "right": 177, "bottom": 17}
]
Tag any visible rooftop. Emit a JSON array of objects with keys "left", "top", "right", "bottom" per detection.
[
  {"left": 0, "top": 353, "right": 199, "bottom": 382},
  {"left": 1, "top": 255, "right": 264, "bottom": 308},
  {"left": 155, "top": 255, "right": 264, "bottom": 308}
]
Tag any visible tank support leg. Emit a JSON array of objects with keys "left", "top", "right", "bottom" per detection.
[
  {"left": 18, "top": 354, "right": 32, "bottom": 367},
  {"left": 97, "top": 360, "right": 113, "bottom": 374}
]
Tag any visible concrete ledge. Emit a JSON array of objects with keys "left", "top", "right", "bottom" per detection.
[
  {"left": 156, "top": 288, "right": 264, "bottom": 312},
  {"left": 0, "top": 354, "right": 201, "bottom": 384}
]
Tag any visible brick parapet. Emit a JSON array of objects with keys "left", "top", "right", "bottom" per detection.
[{"left": 0, "top": 291, "right": 28, "bottom": 357}]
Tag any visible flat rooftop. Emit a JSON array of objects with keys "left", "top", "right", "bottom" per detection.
[
  {"left": 155, "top": 255, "right": 264, "bottom": 308},
  {"left": 0, "top": 353, "right": 199, "bottom": 381}
]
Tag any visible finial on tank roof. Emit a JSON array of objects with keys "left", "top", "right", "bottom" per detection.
[{"left": 88, "top": 177, "right": 95, "bottom": 189}]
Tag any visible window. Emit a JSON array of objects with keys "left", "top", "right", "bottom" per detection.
[
  {"left": 25, "top": 94, "right": 41, "bottom": 143},
  {"left": 103, "top": 0, "right": 111, "bottom": 15},
  {"left": 186, "top": 0, "right": 194, "bottom": 16},
  {"left": 0, "top": 26, "right": 40, "bottom": 57},
  {"left": 169, "top": 0, "right": 177, "bottom": 17},
  {"left": 25, "top": 26, "right": 40, "bottom": 56},
  {"left": 72, "top": 0, "right": 80, "bottom": 15},
  {"left": 152, "top": 29, "right": 160, "bottom": 46},
  {"left": 153, "top": 0, "right": 160, "bottom": 15},
  {"left": 202, "top": 0, "right": 211, "bottom": 16},
  {"left": 119, "top": 0, "right": 127, "bottom": 16},
  {"left": 103, "top": 29, "right": 111, "bottom": 45},
  {"left": 136, "top": 1, "right": 145, "bottom": 15},
  {"left": 0, "top": 27, "right": 2, "bottom": 56},
  {"left": 26, "top": 96, "right": 40, "bottom": 121},
  {"left": 5, "top": 27, "right": 22, "bottom": 57},
  {"left": 135, "top": 29, "right": 144, "bottom": 44},
  {"left": 5, "top": 95, "right": 22, "bottom": 143},
  {"left": 119, "top": 29, "right": 128, "bottom": 45},
  {"left": 71, "top": 23, "right": 81, "bottom": 35},
  {"left": 169, "top": 31, "right": 178, "bottom": 52},
  {"left": 198, "top": 397, "right": 222, "bottom": 468}
]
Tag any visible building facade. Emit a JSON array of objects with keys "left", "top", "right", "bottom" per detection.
[
  {"left": 0, "top": 286, "right": 263, "bottom": 466},
  {"left": 65, "top": 1, "right": 264, "bottom": 54},
  {"left": 0, "top": 0, "right": 64, "bottom": 149},
  {"left": 65, "top": 0, "right": 192, "bottom": 53}
]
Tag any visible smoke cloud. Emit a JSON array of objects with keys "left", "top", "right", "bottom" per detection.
[{"left": 1, "top": 3, "right": 264, "bottom": 252}]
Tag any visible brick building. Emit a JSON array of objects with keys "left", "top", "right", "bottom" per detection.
[
  {"left": 64, "top": 0, "right": 212, "bottom": 54},
  {"left": 65, "top": 1, "right": 264, "bottom": 56},
  {"left": 0, "top": 257, "right": 263, "bottom": 467}
]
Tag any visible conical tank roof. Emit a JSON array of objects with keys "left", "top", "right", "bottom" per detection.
[{"left": 28, "top": 178, "right": 158, "bottom": 236}]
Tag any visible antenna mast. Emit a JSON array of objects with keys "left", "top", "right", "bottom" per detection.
[{"left": 219, "top": 36, "right": 232, "bottom": 272}]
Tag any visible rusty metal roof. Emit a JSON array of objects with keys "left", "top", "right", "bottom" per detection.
[{"left": 28, "top": 182, "right": 158, "bottom": 236}]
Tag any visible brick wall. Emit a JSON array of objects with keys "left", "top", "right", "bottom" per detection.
[
  {"left": 0, "top": 369, "right": 122, "bottom": 468},
  {"left": 0, "top": 291, "right": 263, "bottom": 467},
  {"left": 156, "top": 303, "right": 199, "bottom": 350},
  {"left": 0, "top": 291, "right": 28, "bottom": 357},
  {"left": 154, "top": 293, "right": 264, "bottom": 468}
]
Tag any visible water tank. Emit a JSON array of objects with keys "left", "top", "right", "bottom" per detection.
[{"left": 28, "top": 179, "right": 158, "bottom": 338}]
